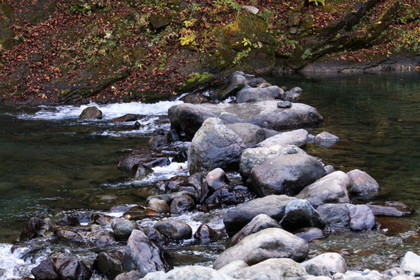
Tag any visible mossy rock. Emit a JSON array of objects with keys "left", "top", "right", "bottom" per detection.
[
  {"left": 177, "top": 71, "right": 215, "bottom": 92},
  {"left": 0, "top": 3, "right": 16, "bottom": 49}
]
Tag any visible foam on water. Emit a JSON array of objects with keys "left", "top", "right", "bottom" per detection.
[
  {"left": 16, "top": 100, "right": 183, "bottom": 121},
  {"left": 0, "top": 244, "right": 42, "bottom": 279}
]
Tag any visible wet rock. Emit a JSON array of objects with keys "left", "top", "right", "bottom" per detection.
[
  {"left": 149, "top": 129, "right": 174, "bottom": 150},
  {"left": 229, "top": 214, "right": 280, "bottom": 246},
  {"left": 138, "top": 224, "right": 168, "bottom": 246},
  {"left": 279, "top": 199, "right": 325, "bottom": 232},
  {"left": 226, "top": 123, "right": 276, "bottom": 148},
  {"left": 55, "top": 228, "right": 85, "bottom": 243},
  {"left": 217, "top": 260, "right": 248, "bottom": 277},
  {"left": 256, "top": 128, "right": 308, "bottom": 147},
  {"left": 317, "top": 204, "right": 351, "bottom": 230},
  {"left": 52, "top": 256, "right": 91, "bottom": 280},
  {"left": 213, "top": 228, "right": 308, "bottom": 269},
  {"left": 168, "top": 100, "right": 323, "bottom": 139},
  {"left": 56, "top": 215, "right": 79, "bottom": 227},
  {"left": 295, "top": 227, "right": 325, "bottom": 242},
  {"left": 79, "top": 106, "right": 102, "bottom": 120},
  {"left": 314, "top": 131, "right": 340, "bottom": 147},
  {"left": 204, "top": 187, "right": 245, "bottom": 209},
  {"left": 18, "top": 217, "right": 51, "bottom": 242},
  {"left": 277, "top": 100, "right": 292, "bottom": 108},
  {"left": 348, "top": 204, "right": 376, "bottom": 231},
  {"left": 147, "top": 198, "right": 170, "bottom": 214},
  {"left": 302, "top": 253, "right": 347, "bottom": 277},
  {"left": 154, "top": 220, "right": 192, "bottom": 240},
  {"left": 170, "top": 195, "right": 195, "bottom": 214},
  {"left": 206, "top": 168, "right": 229, "bottom": 192},
  {"left": 95, "top": 249, "right": 125, "bottom": 279},
  {"left": 188, "top": 118, "right": 246, "bottom": 174},
  {"left": 223, "top": 194, "right": 296, "bottom": 236},
  {"left": 367, "top": 201, "right": 413, "bottom": 217},
  {"left": 297, "top": 171, "right": 350, "bottom": 208},
  {"left": 147, "top": 191, "right": 195, "bottom": 205},
  {"left": 215, "top": 71, "right": 247, "bottom": 100},
  {"left": 111, "top": 114, "right": 142, "bottom": 123},
  {"left": 232, "top": 258, "right": 308, "bottom": 279},
  {"left": 112, "top": 218, "right": 137, "bottom": 240},
  {"left": 194, "top": 224, "right": 220, "bottom": 243},
  {"left": 115, "top": 270, "right": 143, "bottom": 280},
  {"left": 185, "top": 172, "right": 209, "bottom": 203},
  {"left": 123, "top": 230, "right": 171, "bottom": 276},
  {"left": 236, "top": 85, "right": 282, "bottom": 103},
  {"left": 284, "top": 87, "right": 302, "bottom": 101},
  {"left": 239, "top": 144, "right": 304, "bottom": 178},
  {"left": 400, "top": 251, "right": 420, "bottom": 275},
  {"left": 123, "top": 206, "right": 160, "bottom": 221},
  {"left": 347, "top": 169, "right": 380, "bottom": 197},
  {"left": 250, "top": 153, "right": 326, "bottom": 196},
  {"left": 31, "top": 258, "right": 58, "bottom": 280},
  {"left": 141, "top": 266, "right": 231, "bottom": 280},
  {"left": 143, "top": 157, "right": 171, "bottom": 168},
  {"left": 118, "top": 150, "right": 159, "bottom": 177}
]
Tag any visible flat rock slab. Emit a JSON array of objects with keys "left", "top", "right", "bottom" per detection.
[{"left": 168, "top": 101, "right": 323, "bottom": 138}]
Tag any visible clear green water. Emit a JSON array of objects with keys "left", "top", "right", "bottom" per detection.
[{"left": 0, "top": 73, "right": 418, "bottom": 271}]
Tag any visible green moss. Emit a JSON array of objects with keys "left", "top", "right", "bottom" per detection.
[{"left": 177, "top": 72, "right": 215, "bottom": 92}]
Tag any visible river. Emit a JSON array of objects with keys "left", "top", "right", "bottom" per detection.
[{"left": 0, "top": 72, "right": 419, "bottom": 278}]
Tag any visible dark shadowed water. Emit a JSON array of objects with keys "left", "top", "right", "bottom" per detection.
[{"left": 0, "top": 73, "right": 419, "bottom": 275}]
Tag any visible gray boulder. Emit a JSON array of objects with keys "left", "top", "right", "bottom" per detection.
[
  {"left": 217, "top": 260, "right": 249, "bottom": 277},
  {"left": 188, "top": 118, "right": 246, "bottom": 174},
  {"left": 239, "top": 144, "right": 305, "bottom": 178},
  {"left": 32, "top": 256, "right": 92, "bottom": 280},
  {"left": 213, "top": 228, "right": 308, "bottom": 269},
  {"left": 295, "top": 227, "right": 325, "bottom": 242},
  {"left": 96, "top": 249, "right": 126, "bottom": 279},
  {"left": 400, "top": 251, "right": 420, "bottom": 275},
  {"left": 79, "top": 106, "right": 103, "bottom": 120},
  {"left": 256, "top": 128, "right": 308, "bottom": 148},
  {"left": 229, "top": 214, "right": 280, "bottom": 246},
  {"left": 141, "top": 266, "right": 232, "bottom": 280},
  {"left": 206, "top": 168, "right": 229, "bottom": 192},
  {"left": 296, "top": 171, "right": 350, "bottom": 208},
  {"left": 154, "top": 220, "right": 192, "bottom": 240},
  {"left": 347, "top": 169, "right": 380, "bottom": 197},
  {"left": 314, "top": 131, "right": 340, "bottom": 147},
  {"left": 123, "top": 230, "right": 171, "bottom": 276},
  {"left": 302, "top": 253, "right": 347, "bottom": 277},
  {"left": 215, "top": 71, "right": 247, "bottom": 100},
  {"left": 147, "top": 198, "right": 170, "bottom": 214},
  {"left": 348, "top": 204, "right": 376, "bottom": 231},
  {"left": 279, "top": 199, "right": 325, "bottom": 232},
  {"left": 168, "top": 100, "right": 323, "bottom": 139},
  {"left": 223, "top": 195, "right": 296, "bottom": 235},
  {"left": 236, "top": 85, "right": 283, "bottom": 103},
  {"left": 194, "top": 224, "right": 220, "bottom": 244},
  {"left": 170, "top": 195, "right": 195, "bottom": 214},
  {"left": 232, "top": 258, "right": 308, "bottom": 279},
  {"left": 112, "top": 218, "right": 136, "bottom": 240},
  {"left": 226, "top": 123, "right": 277, "bottom": 147},
  {"left": 284, "top": 87, "right": 302, "bottom": 101},
  {"left": 250, "top": 153, "right": 326, "bottom": 196}
]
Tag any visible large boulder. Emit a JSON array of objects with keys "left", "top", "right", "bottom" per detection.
[
  {"left": 229, "top": 214, "right": 281, "bottom": 246},
  {"left": 239, "top": 144, "right": 305, "bottom": 178},
  {"left": 188, "top": 118, "right": 246, "bottom": 174},
  {"left": 141, "top": 266, "right": 232, "bottom": 280},
  {"left": 236, "top": 85, "right": 283, "bottom": 103},
  {"left": 346, "top": 169, "right": 380, "bottom": 197},
  {"left": 223, "top": 194, "right": 296, "bottom": 236},
  {"left": 296, "top": 171, "right": 350, "bottom": 208},
  {"left": 249, "top": 153, "right": 326, "bottom": 196},
  {"left": 32, "top": 256, "right": 92, "bottom": 280},
  {"left": 213, "top": 228, "right": 308, "bottom": 269},
  {"left": 256, "top": 128, "right": 308, "bottom": 148},
  {"left": 232, "top": 258, "right": 308, "bottom": 279},
  {"left": 279, "top": 199, "right": 325, "bottom": 232},
  {"left": 123, "top": 230, "right": 171, "bottom": 277},
  {"left": 302, "top": 253, "right": 347, "bottom": 277},
  {"left": 226, "top": 123, "right": 277, "bottom": 147},
  {"left": 168, "top": 100, "right": 323, "bottom": 139}
]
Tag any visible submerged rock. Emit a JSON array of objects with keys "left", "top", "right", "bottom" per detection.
[
  {"left": 314, "top": 131, "right": 340, "bottom": 147},
  {"left": 213, "top": 228, "right": 308, "bottom": 269}
]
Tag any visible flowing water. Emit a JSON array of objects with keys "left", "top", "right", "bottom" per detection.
[{"left": 0, "top": 72, "right": 419, "bottom": 278}]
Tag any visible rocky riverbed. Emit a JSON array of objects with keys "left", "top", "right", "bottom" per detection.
[{"left": 3, "top": 72, "right": 420, "bottom": 280}]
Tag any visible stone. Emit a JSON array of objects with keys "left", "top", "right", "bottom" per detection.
[
  {"left": 215, "top": 71, "right": 247, "bottom": 100},
  {"left": 217, "top": 260, "right": 249, "bottom": 277},
  {"left": 111, "top": 114, "right": 142, "bottom": 123},
  {"left": 168, "top": 101, "right": 323, "bottom": 139},
  {"left": 277, "top": 100, "right": 293, "bottom": 108},
  {"left": 297, "top": 171, "right": 350, "bottom": 208},
  {"left": 295, "top": 227, "right": 325, "bottom": 242},
  {"left": 317, "top": 204, "right": 351, "bottom": 229},
  {"left": 112, "top": 218, "right": 137, "bottom": 240},
  {"left": 223, "top": 194, "right": 296, "bottom": 236},
  {"left": 53, "top": 256, "right": 92, "bottom": 280},
  {"left": 148, "top": 198, "right": 170, "bottom": 214},
  {"left": 79, "top": 106, "right": 102, "bottom": 120},
  {"left": 347, "top": 169, "right": 380, "bottom": 197},
  {"left": 284, "top": 87, "right": 302, "bottom": 101},
  {"left": 194, "top": 224, "right": 219, "bottom": 244},
  {"left": 302, "top": 253, "right": 347, "bottom": 277},
  {"left": 239, "top": 144, "right": 305, "bottom": 178},
  {"left": 124, "top": 230, "right": 171, "bottom": 276},
  {"left": 170, "top": 195, "right": 195, "bottom": 214},
  {"left": 256, "top": 128, "right": 308, "bottom": 147},
  {"left": 31, "top": 259, "right": 58, "bottom": 280},
  {"left": 204, "top": 186, "right": 250, "bottom": 208},
  {"left": 367, "top": 201, "right": 413, "bottom": 217},
  {"left": 141, "top": 266, "right": 232, "bottom": 280},
  {"left": 226, "top": 123, "right": 277, "bottom": 148},
  {"left": 232, "top": 258, "right": 308, "bottom": 279},
  {"left": 242, "top": 5, "right": 259, "bottom": 14},
  {"left": 95, "top": 249, "right": 125, "bottom": 279},
  {"left": 279, "top": 199, "right": 325, "bottom": 232},
  {"left": 206, "top": 168, "right": 229, "bottom": 192},
  {"left": 213, "top": 228, "right": 308, "bottom": 269},
  {"left": 348, "top": 204, "right": 376, "bottom": 231},
  {"left": 229, "top": 214, "right": 280, "bottom": 246},
  {"left": 314, "top": 131, "right": 340, "bottom": 147},
  {"left": 116, "top": 270, "right": 143, "bottom": 280},
  {"left": 147, "top": 191, "right": 195, "bottom": 205},
  {"left": 188, "top": 118, "right": 246, "bottom": 174},
  {"left": 154, "top": 220, "right": 192, "bottom": 240},
  {"left": 18, "top": 217, "right": 51, "bottom": 242},
  {"left": 250, "top": 153, "right": 326, "bottom": 196},
  {"left": 236, "top": 85, "right": 282, "bottom": 103},
  {"left": 400, "top": 251, "right": 420, "bottom": 275}
]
